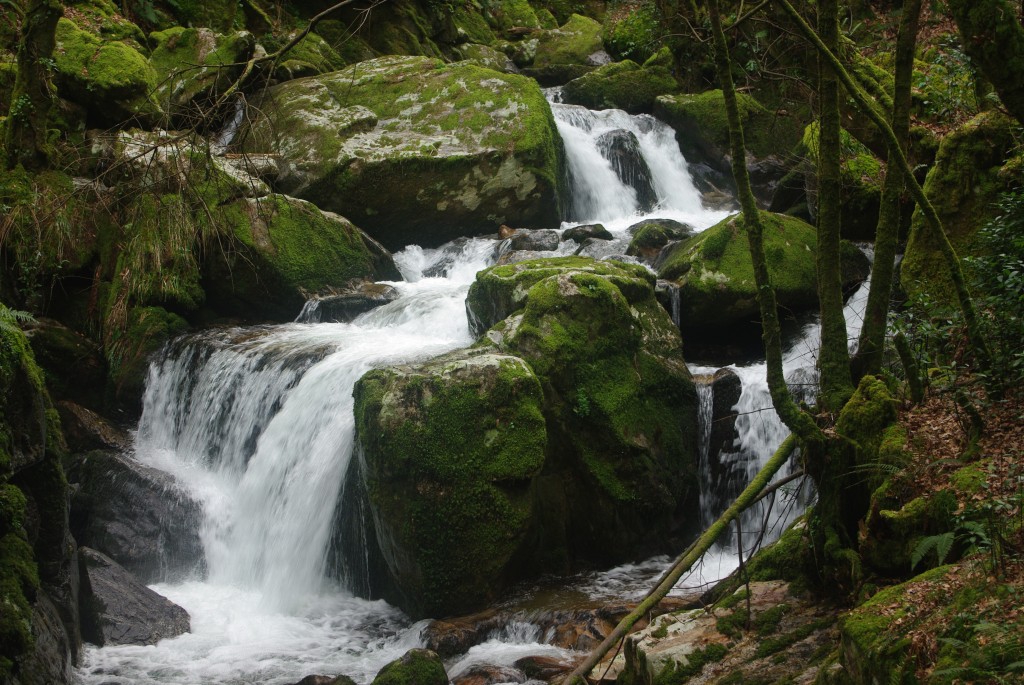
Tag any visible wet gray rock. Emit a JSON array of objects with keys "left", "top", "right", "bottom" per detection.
[
  {"left": 710, "top": 367, "right": 742, "bottom": 460},
  {"left": 508, "top": 228, "right": 560, "bottom": 252},
  {"left": 79, "top": 547, "right": 190, "bottom": 646},
  {"left": 56, "top": 401, "right": 131, "bottom": 453},
  {"left": 596, "top": 129, "right": 657, "bottom": 212},
  {"left": 563, "top": 223, "right": 613, "bottom": 243},
  {"left": 68, "top": 451, "right": 204, "bottom": 583},
  {"left": 298, "top": 283, "right": 400, "bottom": 323}
]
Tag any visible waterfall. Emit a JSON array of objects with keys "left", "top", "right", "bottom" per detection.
[{"left": 548, "top": 92, "right": 708, "bottom": 226}]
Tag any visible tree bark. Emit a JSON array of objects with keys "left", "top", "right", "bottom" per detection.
[
  {"left": 3, "top": 0, "right": 62, "bottom": 171},
  {"left": 814, "top": 0, "right": 853, "bottom": 412},
  {"left": 774, "top": 0, "right": 995, "bottom": 386},
  {"left": 709, "top": 0, "right": 823, "bottom": 445},
  {"left": 948, "top": 0, "right": 1024, "bottom": 126},
  {"left": 855, "top": 0, "right": 921, "bottom": 377}
]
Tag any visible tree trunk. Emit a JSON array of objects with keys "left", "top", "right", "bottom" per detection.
[
  {"left": 948, "top": 0, "right": 1024, "bottom": 126},
  {"left": 708, "top": 0, "right": 823, "bottom": 445},
  {"left": 3, "top": 0, "right": 62, "bottom": 171},
  {"left": 775, "top": 0, "right": 995, "bottom": 387},
  {"left": 564, "top": 436, "right": 798, "bottom": 684},
  {"left": 814, "top": 0, "right": 853, "bottom": 412},
  {"left": 855, "top": 0, "right": 921, "bottom": 378}
]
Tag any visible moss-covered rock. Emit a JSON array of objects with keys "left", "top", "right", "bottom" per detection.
[
  {"left": 105, "top": 305, "right": 187, "bottom": 410},
  {"left": 358, "top": 0, "right": 450, "bottom": 59},
  {"left": 243, "top": 55, "right": 564, "bottom": 250},
  {"left": 453, "top": 43, "right": 516, "bottom": 73},
  {"left": 148, "top": 27, "right": 255, "bottom": 118},
  {"left": 53, "top": 17, "right": 162, "bottom": 125},
  {"left": 469, "top": 257, "right": 700, "bottom": 568},
  {"left": 561, "top": 59, "right": 677, "bottom": 113},
  {"left": 264, "top": 30, "right": 347, "bottom": 80},
  {"left": 900, "top": 111, "right": 1018, "bottom": 303},
  {"left": 481, "top": 0, "right": 541, "bottom": 32},
  {"left": 626, "top": 219, "right": 695, "bottom": 264},
  {"left": 371, "top": 649, "right": 448, "bottom": 685},
  {"left": 205, "top": 194, "right": 402, "bottom": 322},
  {"left": 523, "top": 13, "right": 605, "bottom": 85},
  {"left": 655, "top": 212, "right": 818, "bottom": 339},
  {"left": 354, "top": 348, "right": 547, "bottom": 618},
  {"left": 655, "top": 89, "right": 797, "bottom": 166}
]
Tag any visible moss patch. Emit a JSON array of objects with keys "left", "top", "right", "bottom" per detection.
[{"left": 561, "top": 59, "right": 677, "bottom": 113}]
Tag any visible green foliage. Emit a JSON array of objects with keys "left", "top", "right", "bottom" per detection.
[
  {"left": 913, "top": 39, "right": 979, "bottom": 123},
  {"left": 603, "top": 1, "right": 660, "bottom": 63}
]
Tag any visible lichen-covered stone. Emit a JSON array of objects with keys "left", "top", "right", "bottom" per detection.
[
  {"left": 354, "top": 348, "right": 548, "bottom": 618},
  {"left": 901, "top": 111, "right": 1017, "bottom": 303},
  {"left": 148, "top": 27, "right": 255, "bottom": 118},
  {"left": 524, "top": 14, "right": 605, "bottom": 85},
  {"left": 243, "top": 55, "right": 564, "bottom": 249},
  {"left": 53, "top": 17, "right": 162, "bottom": 124},
  {"left": 561, "top": 59, "right": 677, "bottom": 113}
]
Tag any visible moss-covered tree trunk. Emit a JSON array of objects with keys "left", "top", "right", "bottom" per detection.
[
  {"left": 855, "top": 0, "right": 921, "bottom": 378},
  {"left": 948, "top": 0, "right": 1024, "bottom": 126},
  {"left": 815, "top": 0, "right": 853, "bottom": 411},
  {"left": 3, "top": 0, "right": 62, "bottom": 171},
  {"left": 708, "top": 0, "right": 822, "bottom": 445}
]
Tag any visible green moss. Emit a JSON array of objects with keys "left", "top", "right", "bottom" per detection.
[
  {"left": 714, "top": 587, "right": 750, "bottom": 610},
  {"left": 834, "top": 376, "right": 897, "bottom": 456},
  {"left": 372, "top": 649, "right": 447, "bottom": 685},
  {"left": 651, "top": 643, "right": 728, "bottom": 685},
  {"left": 562, "top": 59, "right": 677, "bottom": 113},
  {"left": 530, "top": 13, "right": 602, "bottom": 74},
  {"left": 148, "top": 27, "right": 255, "bottom": 111},
  {"left": 536, "top": 8, "right": 558, "bottom": 29},
  {"left": 655, "top": 90, "right": 795, "bottom": 160},
  {"left": 0, "top": 529, "right": 39, "bottom": 679},
  {"left": 162, "top": 0, "right": 240, "bottom": 31},
  {"left": 901, "top": 111, "right": 1018, "bottom": 303},
  {"left": 483, "top": 0, "right": 541, "bottom": 31},
  {"left": 755, "top": 616, "right": 833, "bottom": 659},
  {"left": 355, "top": 350, "right": 547, "bottom": 618},
  {"left": 656, "top": 211, "right": 818, "bottom": 334},
  {"left": 105, "top": 305, "right": 187, "bottom": 407},
  {"left": 53, "top": 17, "right": 161, "bottom": 122},
  {"left": 716, "top": 606, "right": 749, "bottom": 639},
  {"left": 753, "top": 603, "right": 789, "bottom": 636},
  {"left": 950, "top": 463, "right": 986, "bottom": 495}
]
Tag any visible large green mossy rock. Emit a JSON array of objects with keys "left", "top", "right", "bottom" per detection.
[
  {"left": 244, "top": 55, "right": 563, "bottom": 250},
  {"left": 469, "top": 257, "right": 699, "bottom": 567},
  {"left": 354, "top": 349, "right": 547, "bottom": 618},
  {"left": 53, "top": 17, "right": 161, "bottom": 125},
  {"left": 656, "top": 212, "right": 817, "bottom": 337},
  {"left": 205, "top": 194, "right": 402, "bottom": 322},
  {"left": 901, "top": 111, "right": 1018, "bottom": 304},
  {"left": 148, "top": 27, "right": 255, "bottom": 119},
  {"left": 0, "top": 310, "right": 49, "bottom": 477},
  {"left": 523, "top": 14, "right": 605, "bottom": 85},
  {"left": 655, "top": 90, "right": 796, "bottom": 165},
  {"left": 481, "top": 0, "right": 542, "bottom": 31},
  {"left": 561, "top": 59, "right": 677, "bottom": 113}
]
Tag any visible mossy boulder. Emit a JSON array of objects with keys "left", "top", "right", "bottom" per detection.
[
  {"left": 371, "top": 649, "right": 448, "bottom": 685},
  {"left": 264, "top": 31, "right": 347, "bottom": 80},
  {"left": 561, "top": 59, "right": 677, "bottom": 113},
  {"left": 204, "top": 194, "right": 402, "bottom": 322},
  {"left": 354, "top": 349, "right": 548, "bottom": 618},
  {"left": 243, "top": 55, "right": 564, "bottom": 250},
  {"left": 469, "top": 257, "right": 700, "bottom": 568},
  {"left": 481, "top": 0, "right": 542, "bottom": 32},
  {"left": 901, "top": 111, "right": 1018, "bottom": 304},
  {"left": 655, "top": 212, "right": 818, "bottom": 339},
  {"left": 452, "top": 43, "right": 516, "bottom": 73},
  {"left": 53, "top": 17, "right": 161, "bottom": 125},
  {"left": 524, "top": 14, "right": 605, "bottom": 85},
  {"left": 626, "top": 218, "right": 694, "bottom": 264},
  {"left": 148, "top": 27, "right": 255, "bottom": 119}
]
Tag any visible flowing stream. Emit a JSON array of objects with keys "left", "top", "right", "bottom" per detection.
[{"left": 76, "top": 93, "right": 867, "bottom": 684}]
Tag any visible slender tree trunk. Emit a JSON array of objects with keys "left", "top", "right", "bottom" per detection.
[
  {"left": 709, "top": 0, "right": 823, "bottom": 445},
  {"left": 564, "top": 436, "right": 799, "bottom": 684},
  {"left": 815, "top": 0, "right": 853, "bottom": 412},
  {"left": 3, "top": 0, "right": 62, "bottom": 171},
  {"left": 775, "top": 0, "right": 995, "bottom": 385},
  {"left": 855, "top": 0, "right": 921, "bottom": 378}
]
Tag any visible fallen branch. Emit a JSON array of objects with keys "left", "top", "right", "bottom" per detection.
[{"left": 564, "top": 434, "right": 799, "bottom": 684}]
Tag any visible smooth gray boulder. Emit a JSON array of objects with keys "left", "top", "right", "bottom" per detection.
[{"left": 79, "top": 547, "right": 190, "bottom": 646}]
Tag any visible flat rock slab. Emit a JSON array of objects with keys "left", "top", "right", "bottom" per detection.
[{"left": 79, "top": 547, "right": 190, "bottom": 646}]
